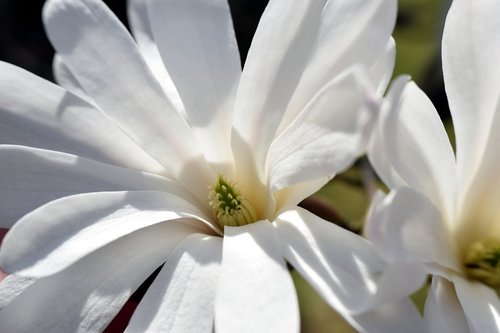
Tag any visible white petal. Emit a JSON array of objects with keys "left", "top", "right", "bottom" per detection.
[
  {"left": 442, "top": 0, "right": 500, "bottom": 195},
  {"left": 275, "top": 207, "right": 426, "bottom": 315},
  {"left": 232, "top": 0, "right": 327, "bottom": 179},
  {"left": 267, "top": 67, "right": 374, "bottom": 191},
  {"left": 147, "top": 0, "right": 241, "bottom": 166},
  {"left": 368, "top": 37, "right": 396, "bottom": 96},
  {"left": 52, "top": 55, "right": 93, "bottom": 103},
  {"left": 0, "top": 190, "right": 213, "bottom": 277},
  {"left": 454, "top": 275, "right": 500, "bottom": 333},
  {"left": 0, "top": 274, "right": 35, "bottom": 309},
  {"left": 366, "top": 186, "right": 460, "bottom": 272},
  {"left": 381, "top": 81, "right": 456, "bottom": 220},
  {"left": 0, "top": 222, "right": 187, "bottom": 333},
  {"left": 424, "top": 277, "right": 469, "bottom": 333},
  {"left": 43, "top": 0, "right": 209, "bottom": 184},
  {"left": 349, "top": 299, "right": 425, "bottom": 333},
  {"left": 0, "top": 145, "right": 182, "bottom": 227},
  {"left": 127, "top": 0, "right": 184, "bottom": 111},
  {"left": 216, "top": 221, "right": 299, "bottom": 333},
  {"left": 126, "top": 234, "right": 221, "bottom": 333},
  {"left": 284, "top": 0, "right": 397, "bottom": 123},
  {"left": 0, "top": 61, "right": 164, "bottom": 174},
  {"left": 367, "top": 76, "right": 408, "bottom": 189}
]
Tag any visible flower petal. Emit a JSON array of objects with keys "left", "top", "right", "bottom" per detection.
[
  {"left": 147, "top": 0, "right": 241, "bottom": 166},
  {"left": 126, "top": 234, "right": 221, "bottom": 333},
  {"left": 381, "top": 81, "right": 456, "bottom": 220},
  {"left": 349, "top": 299, "right": 425, "bottom": 333},
  {"left": 366, "top": 187, "right": 460, "bottom": 273},
  {"left": 368, "top": 37, "right": 396, "bottom": 96},
  {"left": 127, "top": 0, "right": 183, "bottom": 111},
  {"left": 52, "top": 55, "right": 93, "bottom": 103},
  {"left": 0, "top": 190, "right": 212, "bottom": 277},
  {"left": 0, "top": 275, "right": 35, "bottom": 310},
  {"left": 267, "top": 67, "right": 373, "bottom": 191},
  {"left": 0, "top": 222, "right": 185, "bottom": 333},
  {"left": 0, "top": 145, "right": 182, "bottom": 227},
  {"left": 442, "top": 0, "right": 500, "bottom": 195},
  {"left": 215, "top": 221, "right": 299, "bottom": 333},
  {"left": 424, "top": 277, "right": 469, "bottom": 333},
  {"left": 0, "top": 61, "right": 164, "bottom": 174},
  {"left": 43, "top": 0, "right": 209, "bottom": 183},
  {"left": 232, "top": 0, "right": 327, "bottom": 178},
  {"left": 454, "top": 275, "right": 500, "bottom": 333},
  {"left": 275, "top": 207, "right": 426, "bottom": 315},
  {"left": 284, "top": 0, "right": 397, "bottom": 123}
]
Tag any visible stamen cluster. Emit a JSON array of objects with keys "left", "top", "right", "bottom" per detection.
[{"left": 464, "top": 238, "right": 500, "bottom": 288}]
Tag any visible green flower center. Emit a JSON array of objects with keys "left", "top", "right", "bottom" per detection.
[
  {"left": 209, "top": 175, "right": 257, "bottom": 228},
  {"left": 464, "top": 238, "right": 500, "bottom": 288}
]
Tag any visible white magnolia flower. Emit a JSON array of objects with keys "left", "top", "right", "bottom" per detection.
[
  {"left": 367, "top": 0, "right": 500, "bottom": 331},
  {"left": 0, "top": 0, "right": 423, "bottom": 332}
]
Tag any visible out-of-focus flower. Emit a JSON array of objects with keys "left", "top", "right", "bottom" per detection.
[
  {"left": 367, "top": 0, "right": 500, "bottom": 331},
  {"left": 0, "top": 0, "right": 423, "bottom": 332}
]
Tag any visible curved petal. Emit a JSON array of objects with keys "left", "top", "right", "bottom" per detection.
[
  {"left": 349, "top": 299, "right": 425, "bottom": 333},
  {"left": 267, "top": 67, "right": 374, "bottom": 191},
  {"left": 232, "top": 0, "right": 327, "bottom": 179},
  {"left": 147, "top": 0, "right": 240, "bottom": 166},
  {"left": 366, "top": 186, "right": 461, "bottom": 273},
  {"left": 454, "top": 275, "right": 500, "bottom": 333},
  {"left": 367, "top": 76, "right": 408, "bottom": 189},
  {"left": 215, "top": 221, "right": 299, "bottom": 333},
  {"left": 0, "top": 190, "right": 213, "bottom": 277},
  {"left": 368, "top": 37, "right": 396, "bottom": 96},
  {"left": 381, "top": 81, "right": 456, "bottom": 220},
  {"left": 0, "top": 275, "right": 35, "bottom": 309},
  {"left": 442, "top": 0, "right": 500, "bottom": 196},
  {"left": 126, "top": 234, "right": 222, "bottom": 333},
  {"left": 275, "top": 207, "right": 426, "bottom": 315},
  {"left": 283, "top": 0, "right": 397, "bottom": 124},
  {"left": 127, "top": 0, "right": 184, "bottom": 112},
  {"left": 0, "top": 222, "right": 188, "bottom": 333},
  {"left": 52, "top": 55, "right": 93, "bottom": 103},
  {"left": 43, "top": 0, "right": 210, "bottom": 184},
  {"left": 424, "top": 277, "right": 469, "bottom": 333},
  {"left": 0, "top": 145, "right": 183, "bottom": 227},
  {"left": 0, "top": 61, "right": 164, "bottom": 174}
]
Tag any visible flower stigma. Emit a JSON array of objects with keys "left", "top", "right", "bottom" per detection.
[
  {"left": 464, "top": 238, "right": 500, "bottom": 288},
  {"left": 209, "top": 175, "right": 258, "bottom": 228}
]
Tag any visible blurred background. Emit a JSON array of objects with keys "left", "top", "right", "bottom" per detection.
[{"left": 0, "top": 0, "right": 453, "bottom": 331}]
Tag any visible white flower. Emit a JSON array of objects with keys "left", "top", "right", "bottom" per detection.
[
  {"left": 0, "top": 0, "right": 423, "bottom": 332},
  {"left": 367, "top": 0, "right": 500, "bottom": 331}
]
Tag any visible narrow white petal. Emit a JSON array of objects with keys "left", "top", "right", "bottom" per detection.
[
  {"left": 0, "top": 190, "right": 213, "bottom": 277},
  {"left": 424, "top": 277, "right": 469, "bottom": 333},
  {"left": 0, "top": 274, "right": 35, "bottom": 309},
  {"left": 0, "top": 145, "right": 182, "bottom": 227},
  {"left": 52, "top": 55, "right": 92, "bottom": 103},
  {"left": 216, "top": 221, "right": 299, "bottom": 333},
  {"left": 442, "top": 0, "right": 500, "bottom": 195},
  {"left": 0, "top": 223, "right": 185, "bottom": 333},
  {"left": 454, "top": 275, "right": 500, "bottom": 333},
  {"left": 367, "top": 76, "right": 408, "bottom": 189},
  {"left": 284, "top": 0, "right": 397, "bottom": 123},
  {"left": 381, "top": 81, "right": 456, "bottom": 220},
  {"left": 126, "top": 234, "right": 222, "bottom": 333},
  {"left": 368, "top": 37, "right": 396, "bottom": 96},
  {"left": 147, "top": 0, "right": 240, "bottom": 165},
  {"left": 0, "top": 61, "right": 164, "bottom": 174},
  {"left": 232, "top": 0, "right": 327, "bottom": 180},
  {"left": 366, "top": 186, "right": 460, "bottom": 272},
  {"left": 349, "top": 299, "right": 425, "bottom": 333},
  {"left": 43, "top": 0, "right": 209, "bottom": 184},
  {"left": 127, "top": 0, "right": 184, "bottom": 111},
  {"left": 267, "top": 67, "right": 374, "bottom": 191},
  {"left": 276, "top": 207, "right": 426, "bottom": 315}
]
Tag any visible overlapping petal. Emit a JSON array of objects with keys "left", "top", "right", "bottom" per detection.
[
  {"left": 0, "top": 275, "right": 35, "bottom": 310},
  {"left": 0, "top": 191, "right": 212, "bottom": 277},
  {"left": 126, "top": 234, "right": 221, "bottom": 333},
  {"left": 0, "top": 223, "right": 179, "bottom": 333},
  {"left": 215, "top": 221, "right": 299, "bottom": 333}
]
